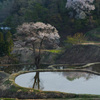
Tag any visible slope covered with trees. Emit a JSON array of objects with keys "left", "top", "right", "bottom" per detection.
[
  {"left": 0, "top": 0, "right": 100, "bottom": 40},
  {"left": 0, "top": 0, "right": 14, "bottom": 23}
]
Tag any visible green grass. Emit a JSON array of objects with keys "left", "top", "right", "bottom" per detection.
[{"left": 44, "top": 49, "right": 62, "bottom": 53}]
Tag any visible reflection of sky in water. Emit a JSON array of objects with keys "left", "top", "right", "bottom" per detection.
[{"left": 15, "top": 72, "right": 100, "bottom": 95}]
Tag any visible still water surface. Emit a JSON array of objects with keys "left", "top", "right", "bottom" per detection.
[{"left": 15, "top": 72, "right": 100, "bottom": 95}]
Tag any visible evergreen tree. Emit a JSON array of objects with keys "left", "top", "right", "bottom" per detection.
[
  {"left": 0, "top": 32, "right": 4, "bottom": 43},
  {"left": 5, "top": 31, "right": 14, "bottom": 52},
  {"left": 0, "top": 42, "right": 4, "bottom": 56},
  {"left": 0, "top": 32, "right": 4, "bottom": 56},
  {"left": 0, "top": 31, "right": 13, "bottom": 57},
  {"left": 4, "top": 41, "right": 11, "bottom": 56}
]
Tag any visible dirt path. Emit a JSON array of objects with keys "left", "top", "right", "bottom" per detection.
[{"left": 81, "top": 42, "right": 100, "bottom": 45}]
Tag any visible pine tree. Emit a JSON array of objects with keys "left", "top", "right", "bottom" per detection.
[
  {"left": 0, "top": 32, "right": 4, "bottom": 43},
  {"left": 0, "top": 32, "right": 4, "bottom": 56},
  {"left": 5, "top": 31, "right": 14, "bottom": 53},
  {"left": 0, "top": 42, "right": 4, "bottom": 56}
]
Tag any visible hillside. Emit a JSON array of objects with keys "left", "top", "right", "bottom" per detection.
[
  {"left": 0, "top": 0, "right": 14, "bottom": 23},
  {"left": 57, "top": 45, "right": 100, "bottom": 64},
  {"left": 86, "top": 27, "right": 100, "bottom": 41},
  {"left": 0, "top": 0, "right": 100, "bottom": 41}
]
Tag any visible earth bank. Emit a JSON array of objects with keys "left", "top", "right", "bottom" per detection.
[
  {"left": 56, "top": 45, "right": 100, "bottom": 64},
  {"left": 0, "top": 71, "right": 100, "bottom": 99}
]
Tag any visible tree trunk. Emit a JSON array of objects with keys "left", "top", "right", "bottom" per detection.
[{"left": 33, "top": 37, "right": 45, "bottom": 69}]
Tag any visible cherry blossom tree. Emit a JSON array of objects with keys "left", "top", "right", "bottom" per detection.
[
  {"left": 16, "top": 22, "right": 60, "bottom": 69},
  {"left": 66, "top": 0, "right": 95, "bottom": 19}
]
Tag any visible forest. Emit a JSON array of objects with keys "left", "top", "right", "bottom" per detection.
[
  {"left": 0, "top": 0, "right": 100, "bottom": 58},
  {"left": 0, "top": 0, "right": 100, "bottom": 40}
]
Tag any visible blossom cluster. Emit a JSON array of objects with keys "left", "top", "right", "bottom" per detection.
[{"left": 66, "top": 0, "right": 95, "bottom": 19}]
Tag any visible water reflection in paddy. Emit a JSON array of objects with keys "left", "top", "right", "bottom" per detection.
[
  {"left": 1, "top": 64, "right": 100, "bottom": 74},
  {"left": 15, "top": 72, "right": 100, "bottom": 95},
  {"left": 0, "top": 64, "right": 48, "bottom": 74}
]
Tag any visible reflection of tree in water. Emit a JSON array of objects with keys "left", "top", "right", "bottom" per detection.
[
  {"left": 54, "top": 65, "right": 99, "bottom": 81},
  {"left": 62, "top": 72, "right": 95, "bottom": 81},
  {"left": 32, "top": 72, "right": 44, "bottom": 90}
]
